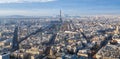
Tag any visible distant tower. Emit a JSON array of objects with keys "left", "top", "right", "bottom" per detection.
[
  {"left": 49, "top": 48, "right": 53, "bottom": 56},
  {"left": 60, "top": 10, "right": 62, "bottom": 22},
  {"left": 114, "top": 25, "right": 119, "bottom": 34},
  {"left": 12, "top": 26, "right": 19, "bottom": 51}
]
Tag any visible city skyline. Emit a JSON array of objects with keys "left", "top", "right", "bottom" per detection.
[{"left": 0, "top": 0, "right": 120, "bottom": 16}]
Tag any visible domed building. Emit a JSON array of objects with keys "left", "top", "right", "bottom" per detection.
[
  {"left": 111, "top": 34, "right": 120, "bottom": 44},
  {"left": 111, "top": 25, "right": 120, "bottom": 44}
]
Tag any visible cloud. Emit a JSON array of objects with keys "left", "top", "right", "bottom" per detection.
[
  {"left": 0, "top": 0, "right": 56, "bottom": 3},
  {"left": 0, "top": 9, "right": 58, "bottom": 16}
]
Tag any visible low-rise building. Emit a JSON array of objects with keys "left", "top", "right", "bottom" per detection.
[{"left": 0, "top": 53, "right": 10, "bottom": 59}]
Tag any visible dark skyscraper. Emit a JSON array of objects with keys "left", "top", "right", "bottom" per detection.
[
  {"left": 12, "top": 26, "right": 19, "bottom": 51},
  {"left": 60, "top": 10, "right": 62, "bottom": 22}
]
